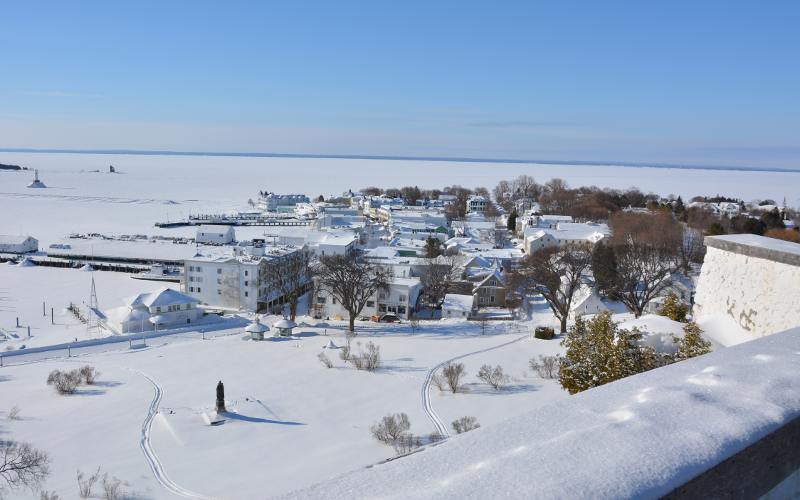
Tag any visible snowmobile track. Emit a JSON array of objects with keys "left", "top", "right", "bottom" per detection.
[
  {"left": 135, "top": 371, "right": 214, "bottom": 500},
  {"left": 422, "top": 335, "right": 528, "bottom": 439}
]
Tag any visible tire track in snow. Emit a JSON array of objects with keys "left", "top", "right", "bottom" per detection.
[
  {"left": 134, "top": 371, "right": 214, "bottom": 500},
  {"left": 422, "top": 335, "right": 528, "bottom": 439}
]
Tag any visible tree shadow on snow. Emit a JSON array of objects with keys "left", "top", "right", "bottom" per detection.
[
  {"left": 461, "top": 383, "right": 538, "bottom": 395},
  {"left": 73, "top": 388, "right": 108, "bottom": 396},
  {"left": 221, "top": 412, "right": 305, "bottom": 426},
  {"left": 94, "top": 380, "right": 123, "bottom": 388}
]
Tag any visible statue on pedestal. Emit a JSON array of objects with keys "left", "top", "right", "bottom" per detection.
[{"left": 215, "top": 380, "right": 227, "bottom": 413}]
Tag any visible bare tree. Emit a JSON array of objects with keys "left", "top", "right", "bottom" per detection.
[
  {"left": 677, "top": 226, "right": 705, "bottom": 275},
  {"left": 0, "top": 440, "right": 50, "bottom": 493},
  {"left": 419, "top": 256, "right": 459, "bottom": 317},
  {"left": 439, "top": 362, "right": 467, "bottom": 393},
  {"left": 512, "top": 245, "right": 592, "bottom": 333},
  {"left": 452, "top": 416, "right": 480, "bottom": 434},
  {"left": 264, "top": 248, "right": 313, "bottom": 321},
  {"left": 370, "top": 413, "right": 411, "bottom": 444},
  {"left": 529, "top": 355, "right": 561, "bottom": 379},
  {"left": 77, "top": 467, "right": 101, "bottom": 498},
  {"left": 477, "top": 364, "right": 509, "bottom": 390},
  {"left": 317, "top": 352, "right": 333, "bottom": 368},
  {"left": 314, "top": 254, "right": 390, "bottom": 332},
  {"left": 609, "top": 212, "right": 681, "bottom": 317}
]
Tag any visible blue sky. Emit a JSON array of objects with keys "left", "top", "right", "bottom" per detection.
[{"left": 1, "top": 0, "right": 798, "bottom": 167}]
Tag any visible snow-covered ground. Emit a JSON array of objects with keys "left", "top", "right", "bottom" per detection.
[
  {"left": 0, "top": 264, "right": 166, "bottom": 350},
  {"left": 2, "top": 152, "right": 800, "bottom": 246},
  {"left": 285, "top": 327, "right": 800, "bottom": 499},
  {"left": 1, "top": 318, "right": 570, "bottom": 499}
]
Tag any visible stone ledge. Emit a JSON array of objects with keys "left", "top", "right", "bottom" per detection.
[{"left": 705, "top": 234, "right": 800, "bottom": 267}]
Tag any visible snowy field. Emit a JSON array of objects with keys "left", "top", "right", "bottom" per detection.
[
  {"left": 2, "top": 152, "right": 800, "bottom": 246},
  {"left": 0, "top": 264, "right": 165, "bottom": 350},
  {"left": 1, "top": 316, "right": 569, "bottom": 499}
]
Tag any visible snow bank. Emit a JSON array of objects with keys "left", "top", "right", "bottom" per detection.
[{"left": 284, "top": 328, "right": 800, "bottom": 500}]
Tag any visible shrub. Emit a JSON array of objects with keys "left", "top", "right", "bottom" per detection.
[
  {"left": 658, "top": 293, "right": 688, "bottom": 322},
  {"left": 78, "top": 365, "right": 100, "bottom": 385},
  {"left": 339, "top": 342, "right": 352, "bottom": 362},
  {"left": 370, "top": 413, "right": 411, "bottom": 445},
  {"left": 77, "top": 467, "right": 101, "bottom": 498},
  {"left": 430, "top": 373, "right": 446, "bottom": 391},
  {"left": 393, "top": 433, "right": 422, "bottom": 455},
  {"left": 559, "top": 312, "right": 660, "bottom": 394},
  {"left": 47, "top": 370, "right": 81, "bottom": 395},
  {"left": 673, "top": 322, "right": 712, "bottom": 361},
  {"left": 317, "top": 352, "right": 334, "bottom": 368},
  {"left": 101, "top": 473, "right": 124, "bottom": 500},
  {"left": 351, "top": 341, "right": 381, "bottom": 371},
  {"left": 8, "top": 405, "right": 21, "bottom": 420},
  {"left": 477, "top": 364, "right": 509, "bottom": 390},
  {"left": 40, "top": 491, "right": 61, "bottom": 500},
  {"left": 534, "top": 327, "right": 555, "bottom": 340},
  {"left": 428, "top": 432, "right": 444, "bottom": 444},
  {"left": 440, "top": 362, "right": 467, "bottom": 393},
  {"left": 452, "top": 416, "right": 480, "bottom": 434},
  {"left": 529, "top": 355, "right": 561, "bottom": 379}
]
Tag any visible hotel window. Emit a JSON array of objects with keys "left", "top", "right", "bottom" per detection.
[
  {"left": 245, "top": 291, "right": 249, "bottom": 297},
  {"left": 367, "top": 301, "right": 375, "bottom": 308},
  {"left": 244, "top": 270, "right": 249, "bottom": 276},
  {"left": 244, "top": 281, "right": 248, "bottom": 286},
  {"left": 217, "top": 268, "right": 222, "bottom": 274},
  {"left": 197, "top": 287, "right": 201, "bottom": 293}
]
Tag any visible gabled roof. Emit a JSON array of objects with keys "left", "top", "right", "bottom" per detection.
[
  {"left": 0, "top": 234, "right": 35, "bottom": 245},
  {"left": 473, "top": 271, "right": 506, "bottom": 291},
  {"left": 126, "top": 287, "right": 200, "bottom": 308}
]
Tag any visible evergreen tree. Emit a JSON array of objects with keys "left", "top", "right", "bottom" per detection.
[
  {"left": 558, "top": 312, "right": 659, "bottom": 394},
  {"left": 506, "top": 210, "right": 518, "bottom": 231},
  {"left": 673, "top": 322, "right": 712, "bottom": 361},
  {"left": 424, "top": 236, "right": 443, "bottom": 258},
  {"left": 591, "top": 242, "right": 618, "bottom": 297},
  {"left": 658, "top": 293, "right": 688, "bottom": 322}
]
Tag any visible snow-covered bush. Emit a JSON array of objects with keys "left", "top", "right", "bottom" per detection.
[
  {"left": 529, "top": 355, "right": 561, "bottom": 379},
  {"left": 101, "top": 473, "right": 124, "bottom": 500},
  {"left": 77, "top": 467, "right": 101, "bottom": 498},
  {"left": 393, "top": 433, "right": 422, "bottom": 455},
  {"left": 672, "top": 322, "right": 712, "bottom": 361},
  {"left": 7, "top": 405, "right": 21, "bottom": 421},
  {"left": 370, "top": 413, "right": 410, "bottom": 445},
  {"left": 658, "top": 293, "right": 688, "bottom": 322},
  {"left": 47, "top": 370, "right": 81, "bottom": 395},
  {"left": 40, "top": 491, "right": 60, "bottom": 500},
  {"left": 339, "top": 342, "right": 351, "bottom": 362},
  {"left": 559, "top": 312, "right": 660, "bottom": 395},
  {"left": 534, "top": 326, "right": 555, "bottom": 340},
  {"left": 477, "top": 364, "right": 509, "bottom": 390},
  {"left": 440, "top": 362, "right": 467, "bottom": 393},
  {"left": 78, "top": 365, "right": 100, "bottom": 385},
  {"left": 351, "top": 341, "right": 381, "bottom": 371},
  {"left": 452, "top": 416, "right": 480, "bottom": 434},
  {"left": 317, "top": 352, "right": 333, "bottom": 368}
]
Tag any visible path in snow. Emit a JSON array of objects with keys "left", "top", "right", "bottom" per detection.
[
  {"left": 422, "top": 334, "right": 528, "bottom": 438},
  {"left": 134, "top": 370, "right": 213, "bottom": 500}
]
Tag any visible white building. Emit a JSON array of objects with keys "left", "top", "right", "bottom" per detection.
[
  {"left": 183, "top": 243, "right": 310, "bottom": 312},
  {"left": 0, "top": 235, "right": 38, "bottom": 254},
  {"left": 257, "top": 192, "right": 310, "bottom": 211},
  {"left": 195, "top": 225, "right": 236, "bottom": 245},
  {"left": 524, "top": 222, "right": 609, "bottom": 254},
  {"left": 313, "top": 277, "right": 422, "bottom": 320},
  {"left": 106, "top": 287, "right": 203, "bottom": 334},
  {"left": 442, "top": 294, "right": 474, "bottom": 319},
  {"left": 569, "top": 285, "right": 609, "bottom": 319},
  {"left": 467, "top": 195, "right": 487, "bottom": 214}
]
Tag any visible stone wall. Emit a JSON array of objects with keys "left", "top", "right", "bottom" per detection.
[{"left": 694, "top": 234, "right": 800, "bottom": 338}]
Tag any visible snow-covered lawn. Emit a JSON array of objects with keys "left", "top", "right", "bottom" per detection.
[
  {"left": 0, "top": 264, "right": 166, "bottom": 350},
  {"left": 0, "top": 317, "right": 571, "bottom": 499}
]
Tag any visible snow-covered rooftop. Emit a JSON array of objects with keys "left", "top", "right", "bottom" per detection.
[
  {"left": 442, "top": 294, "right": 474, "bottom": 312},
  {"left": 706, "top": 234, "right": 800, "bottom": 263},
  {"left": 287, "top": 327, "right": 800, "bottom": 499}
]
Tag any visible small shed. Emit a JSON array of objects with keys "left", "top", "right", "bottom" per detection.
[
  {"left": 246, "top": 317, "right": 269, "bottom": 340},
  {"left": 195, "top": 225, "right": 235, "bottom": 245},
  {"left": 273, "top": 318, "right": 296, "bottom": 337}
]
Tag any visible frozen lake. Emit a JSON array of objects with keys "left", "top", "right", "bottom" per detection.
[{"left": 1, "top": 151, "right": 799, "bottom": 244}]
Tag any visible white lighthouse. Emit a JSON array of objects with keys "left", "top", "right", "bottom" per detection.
[{"left": 27, "top": 169, "right": 46, "bottom": 188}]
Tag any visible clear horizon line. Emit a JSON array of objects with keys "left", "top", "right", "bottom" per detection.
[{"left": 1, "top": 146, "right": 798, "bottom": 174}]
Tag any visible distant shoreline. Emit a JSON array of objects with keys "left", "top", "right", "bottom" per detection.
[{"left": 1, "top": 147, "right": 798, "bottom": 174}]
